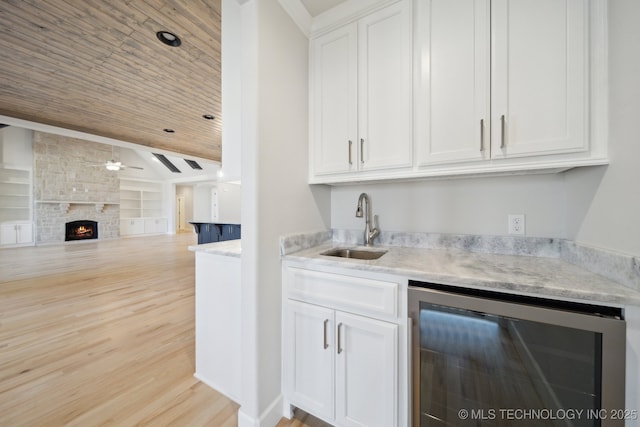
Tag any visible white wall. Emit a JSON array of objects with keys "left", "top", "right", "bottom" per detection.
[
  {"left": 118, "top": 147, "right": 163, "bottom": 180},
  {"left": 331, "top": 173, "right": 566, "bottom": 238},
  {"left": 331, "top": 1, "right": 640, "bottom": 259},
  {"left": 237, "top": 0, "right": 331, "bottom": 425},
  {"left": 217, "top": 182, "right": 241, "bottom": 223},
  {"left": 563, "top": 0, "right": 640, "bottom": 257},
  {"left": 221, "top": 0, "right": 243, "bottom": 182},
  {"left": 192, "top": 184, "right": 213, "bottom": 222},
  {"left": 0, "top": 126, "right": 33, "bottom": 168}
]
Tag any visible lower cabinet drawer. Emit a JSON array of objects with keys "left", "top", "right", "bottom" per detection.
[{"left": 285, "top": 267, "right": 399, "bottom": 320}]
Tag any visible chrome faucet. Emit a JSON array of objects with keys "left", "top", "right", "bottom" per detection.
[{"left": 355, "top": 192, "right": 380, "bottom": 246}]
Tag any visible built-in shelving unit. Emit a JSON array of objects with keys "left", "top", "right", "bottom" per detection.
[
  {"left": 119, "top": 179, "right": 167, "bottom": 236},
  {"left": 119, "top": 179, "right": 164, "bottom": 218},
  {"left": 0, "top": 168, "right": 31, "bottom": 223},
  {"left": 0, "top": 167, "right": 33, "bottom": 246}
]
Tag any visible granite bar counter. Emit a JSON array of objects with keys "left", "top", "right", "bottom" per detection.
[
  {"left": 281, "top": 231, "right": 640, "bottom": 307},
  {"left": 188, "top": 239, "right": 241, "bottom": 257}
]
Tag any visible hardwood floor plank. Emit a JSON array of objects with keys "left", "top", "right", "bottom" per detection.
[
  {"left": 1, "top": 234, "right": 332, "bottom": 427},
  {"left": 0, "top": 234, "right": 239, "bottom": 426}
]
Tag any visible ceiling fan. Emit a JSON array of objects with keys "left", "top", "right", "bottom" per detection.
[
  {"left": 101, "top": 159, "right": 144, "bottom": 171},
  {"left": 90, "top": 146, "right": 144, "bottom": 171}
]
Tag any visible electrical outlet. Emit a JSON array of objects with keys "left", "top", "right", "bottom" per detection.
[{"left": 508, "top": 214, "right": 525, "bottom": 235}]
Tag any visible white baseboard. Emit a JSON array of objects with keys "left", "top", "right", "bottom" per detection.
[{"left": 238, "top": 394, "right": 284, "bottom": 427}]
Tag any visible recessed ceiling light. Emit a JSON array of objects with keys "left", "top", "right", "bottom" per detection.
[
  {"left": 156, "top": 31, "right": 181, "bottom": 47},
  {"left": 202, "top": 114, "right": 215, "bottom": 120},
  {"left": 163, "top": 128, "right": 175, "bottom": 133}
]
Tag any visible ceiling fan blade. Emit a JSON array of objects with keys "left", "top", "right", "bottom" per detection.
[{"left": 121, "top": 165, "right": 144, "bottom": 170}]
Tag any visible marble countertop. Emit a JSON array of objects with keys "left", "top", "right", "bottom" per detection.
[
  {"left": 284, "top": 243, "right": 640, "bottom": 307},
  {"left": 188, "top": 239, "right": 241, "bottom": 258}
]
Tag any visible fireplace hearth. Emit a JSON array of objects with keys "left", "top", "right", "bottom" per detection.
[{"left": 65, "top": 220, "right": 98, "bottom": 241}]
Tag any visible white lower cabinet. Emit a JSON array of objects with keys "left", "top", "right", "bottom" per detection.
[
  {"left": 335, "top": 311, "right": 397, "bottom": 427},
  {"left": 285, "top": 301, "right": 397, "bottom": 427},
  {"left": 120, "top": 218, "right": 166, "bottom": 236},
  {"left": 0, "top": 222, "right": 33, "bottom": 246},
  {"left": 285, "top": 301, "right": 335, "bottom": 420},
  {"left": 283, "top": 265, "right": 404, "bottom": 427},
  {"left": 120, "top": 218, "right": 144, "bottom": 236},
  {"left": 143, "top": 218, "right": 167, "bottom": 234}
]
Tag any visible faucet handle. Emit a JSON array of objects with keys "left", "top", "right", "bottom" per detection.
[{"left": 370, "top": 215, "right": 380, "bottom": 242}]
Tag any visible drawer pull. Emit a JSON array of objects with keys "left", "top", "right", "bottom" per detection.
[{"left": 337, "top": 322, "right": 343, "bottom": 354}]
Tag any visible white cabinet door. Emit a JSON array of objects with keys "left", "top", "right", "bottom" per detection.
[
  {"left": 15, "top": 223, "right": 33, "bottom": 244},
  {"left": 120, "top": 219, "right": 144, "bottom": 236},
  {"left": 310, "top": 23, "right": 358, "bottom": 176},
  {"left": 0, "top": 224, "right": 17, "bottom": 245},
  {"left": 143, "top": 218, "right": 167, "bottom": 234},
  {"left": 335, "top": 311, "right": 398, "bottom": 427},
  {"left": 491, "top": 0, "right": 588, "bottom": 159},
  {"left": 310, "top": 0, "right": 412, "bottom": 180},
  {"left": 284, "top": 300, "right": 335, "bottom": 421},
  {"left": 0, "top": 223, "right": 32, "bottom": 245},
  {"left": 357, "top": 0, "right": 412, "bottom": 171},
  {"left": 415, "top": 0, "right": 490, "bottom": 165}
]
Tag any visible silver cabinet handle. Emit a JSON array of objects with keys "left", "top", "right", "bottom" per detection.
[
  {"left": 500, "top": 114, "right": 506, "bottom": 149},
  {"left": 360, "top": 138, "right": 364, "bottom": 164},
  {"left": 480, "top": 119, "right": 485, "bottom": 152},
  {"left": 323, "top": 319, "right": 329, "bottom": 349},
  {"left": 337, "top": 322, "right": 343, "bottom": 354},
  {"left": 348, "top": 140, "right": 352, "bottom": 165}
]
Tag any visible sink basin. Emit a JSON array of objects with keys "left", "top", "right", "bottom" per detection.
[{"left": 320, "top": 247, "right": 387, "bottom": 260}]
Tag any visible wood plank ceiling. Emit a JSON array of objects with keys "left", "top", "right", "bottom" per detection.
[{"left": 0, "top": 0, "right": 222, "bottom": 162}]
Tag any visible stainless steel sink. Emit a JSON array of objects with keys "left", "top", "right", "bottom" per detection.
[{"left": 320, "top": 247, "right": 387, "bottom": 260}]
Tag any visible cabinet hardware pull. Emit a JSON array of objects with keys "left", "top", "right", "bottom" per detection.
[
  {"left": 323, "top": 319, "right": 329, "bottom": 349},
  {"left": 500, "top": 114, "right": 506, "bottom": 149},
  {"left": 337, "top": 322, "right": 343, "bottom": 354},
  {"left": 360, "top": 138, "right": 364, "bottom": 164},
  {"left": 480, "top": 119, "right": 485, "bottom": 152},
  {"left": 348, "top": 140, "right": 352, "bottom": 165}
]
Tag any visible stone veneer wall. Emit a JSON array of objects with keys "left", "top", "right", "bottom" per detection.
[{"left": 33, "top": 132, "right": 120, "bottom": 243}]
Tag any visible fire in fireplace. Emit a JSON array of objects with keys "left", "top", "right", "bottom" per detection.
[{"left": 65, "top": 220, "right": 98, "bottom": 241}]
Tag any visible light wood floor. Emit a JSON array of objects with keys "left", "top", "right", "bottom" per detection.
[{"left": 0, "top": 233, "right": 328, "bottom": 427}]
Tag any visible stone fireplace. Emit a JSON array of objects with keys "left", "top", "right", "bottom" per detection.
[{"left": 33, "top": 132, "right": 120, "bottom": 244}]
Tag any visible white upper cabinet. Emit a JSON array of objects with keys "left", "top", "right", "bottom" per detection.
[
  {"left": 357, "top": 2, "right": 413, "bottom": 172},
  {"left": 310, "top": 0, "right": 412, "bottom": 180},
  {"left": 307, "top": 0, "right": 607, "bottom": 184},
  {"left": 491, "top": 0, "right": 588, "bottom": 159},
  {"left": 311, "top": 24, "right": 358, "bottom": 175},
  {"left": 417, "top": 0, "right": 595, "bottom": 167},
  {"left": 415, "top": 0, "right": 491, "bottom": 165}
]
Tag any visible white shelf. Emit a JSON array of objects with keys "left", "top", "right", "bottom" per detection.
[
  {"left": 0, "top": 168, "right": 31, "bottom": 222},
  {"left": 36, "top": 200, "right": 119, "bottom": 214},
  {"left": 119, "top": 179, "right": 164, "bottom": 219}
]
